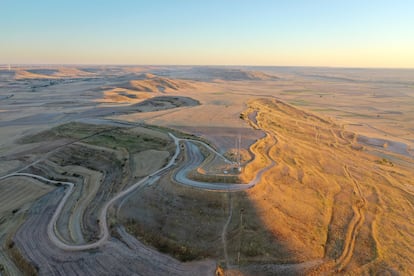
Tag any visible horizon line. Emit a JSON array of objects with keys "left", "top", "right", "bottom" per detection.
[{"left": 1, "top": 63, "right": 414, "bottom": 70}]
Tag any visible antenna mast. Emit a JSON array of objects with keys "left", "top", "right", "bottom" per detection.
[{"left": 236, "top": 134, "right": 241, "bottom": 171}]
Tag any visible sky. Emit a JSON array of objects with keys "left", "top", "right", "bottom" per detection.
[{"left": 1, "top": 0, "right": 413, "bottom": 67}]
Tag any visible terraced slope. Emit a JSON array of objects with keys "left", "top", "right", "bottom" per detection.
[
  {"left": 2, "top": 122, "right": 218, "bottom": 275},
  {"left": 0, "top": 177, "right": 53, "bottom": 275}
]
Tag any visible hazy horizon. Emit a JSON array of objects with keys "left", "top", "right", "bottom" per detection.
[{"left": 2, "top": 64, "right": 414, "bottom": 70}]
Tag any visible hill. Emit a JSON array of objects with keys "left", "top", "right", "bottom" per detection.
[{"left": 122, "top": 73, "right": 194, "bottom": 93}]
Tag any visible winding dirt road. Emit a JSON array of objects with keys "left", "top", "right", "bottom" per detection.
[
  {"left": 172, "top": 138, "right": 275, "bottom": 191},
  {"left": 0, "top": 132, "right": 269, "bottom": 252},
  {"left": 0, "top": 133, "right": 180, "bottom": 251}
]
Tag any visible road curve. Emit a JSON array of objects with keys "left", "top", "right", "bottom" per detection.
[{"left": 172, "top": 137, "right": 275, "bottom": 192}]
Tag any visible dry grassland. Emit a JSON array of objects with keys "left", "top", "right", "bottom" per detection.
[{"left": 240, "top": 98, "right": 414, "bottom": 274}]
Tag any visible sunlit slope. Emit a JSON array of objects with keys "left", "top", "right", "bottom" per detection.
[
  {"left": 241, "top": 98, "right": 414, "bottom": 273},
  {"left": 99, "top": 74, "right": 205, "bottom": 103}
]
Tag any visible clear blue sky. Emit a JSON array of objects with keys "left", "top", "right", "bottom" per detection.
[{"left": 1, "top": 0, "right": 413, "bottom": 67}]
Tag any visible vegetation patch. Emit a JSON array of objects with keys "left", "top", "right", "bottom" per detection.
[
  {"left": 19, "top": 122, "right": 171, "bottom": 153},
  {"left": 19, "top": 122, "right": 114, "bottom": 143}
]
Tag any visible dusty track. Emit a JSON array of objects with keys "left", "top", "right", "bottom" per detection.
[
  {"left": 335, "top": 165, "right": 367, "bottom": 271},
  {"left": 222, "top": 193, "right": 233, "bottom": 268}
]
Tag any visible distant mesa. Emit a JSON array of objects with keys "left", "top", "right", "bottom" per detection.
[
  {"left": 194, "top": 67, "right": 280, "bottom": 81},
  {"left": 228, "top": 69, "right": 279, "bottom": 81},
  {"left": 161, "top": 67, "right": 280, "bottom": 81},
  {"left": 121, "top": 73, "right": 193, "bottom": 93},
  {"left": 13, "top": 67, "right": 96, "bottom": 80}
]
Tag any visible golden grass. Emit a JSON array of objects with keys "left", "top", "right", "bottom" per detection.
[{"left": 238, "top": 98, "right": 414, "bottom": 273}]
